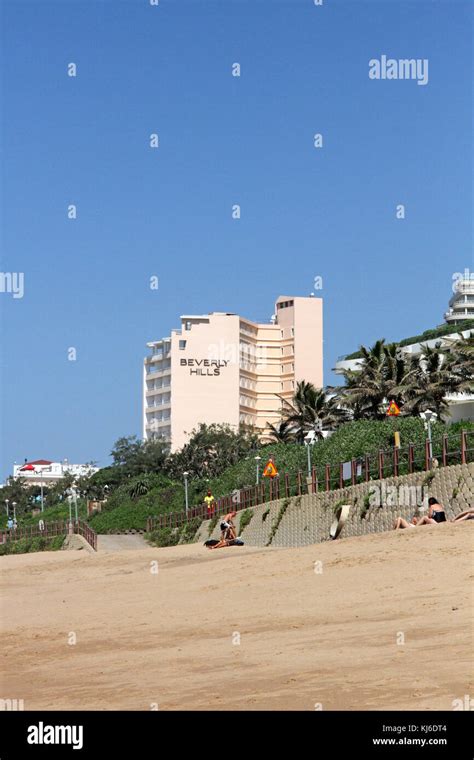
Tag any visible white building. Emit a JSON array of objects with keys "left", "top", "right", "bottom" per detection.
[
  {"left": 12, "top": 459, "right": 98, "bottom": 486},
  {"left": 445, "top": 271, "right": 474, "bottom": 324},
  {"left": 143, "top": 295, "right": 324, "bottom": 451}
]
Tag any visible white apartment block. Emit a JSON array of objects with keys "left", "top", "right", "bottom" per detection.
[{"left": 143, "top": 295, "right": 323, "bottom": 451}]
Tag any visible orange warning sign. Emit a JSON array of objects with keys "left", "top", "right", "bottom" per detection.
[
  {"left": 263, "top": 459, "right": 278, "bottom": 478},
  {"left": 386, "top": 400, "right": 401, "bottom": 416}
]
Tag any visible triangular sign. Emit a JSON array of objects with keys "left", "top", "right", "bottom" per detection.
[
  {"left": 263, "top": 459, "right": 278, "bottom": 478},
  {"left": 386, "top": 400, "right": 401, "bottom": 416}
]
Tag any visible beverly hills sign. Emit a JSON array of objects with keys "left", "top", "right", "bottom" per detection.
[{"left": 180, "top": 358, "right": 229, "bottom": 376}]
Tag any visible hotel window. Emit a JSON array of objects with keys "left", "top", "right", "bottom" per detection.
[
  {"left": 179, "top": 340, "right": 186, "bottom": 350},
  {"left": 185, "top": 321, "right": 192, "bottom": 331}
]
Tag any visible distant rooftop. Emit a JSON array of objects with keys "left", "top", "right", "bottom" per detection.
[{"left": 341, "top": 319, "right": 474, "bottom": 361}]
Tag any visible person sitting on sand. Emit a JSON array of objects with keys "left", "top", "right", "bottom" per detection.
[
  {"left": 220, "top": 511, "right": 237, "bottom": 541},
  {"left": 427, "top": 496, "right": 446, "bottom": 523},
  {"left": 393, "top": 512, "right": 443, "bottom": 530}
]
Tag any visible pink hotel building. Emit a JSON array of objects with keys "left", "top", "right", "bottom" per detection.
[{"left": 143, "top": 295, "right": 323, "bottom": 451}]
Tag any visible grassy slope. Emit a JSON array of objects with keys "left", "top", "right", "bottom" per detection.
[{"left": 7, "top": 419, "right": 473, "bottom": 535}]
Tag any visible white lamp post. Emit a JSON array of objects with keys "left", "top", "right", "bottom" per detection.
[
  {"left": 254, "top": 455, "right": 261, "bottom": 485},
  {"left": 304, "top": 421, "right": 322, "bottom": 478},
  {"left": 420, "top": 410, "right": 437, "bottom": 468},
  {"left": 183, "top": 471, "right": 189, "bottom": 513}
]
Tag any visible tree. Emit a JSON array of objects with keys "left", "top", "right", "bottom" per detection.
[
  {"left": 164, "top": 423, "right": 258, "bottom": 480},
  {"left": 336, "top": 340, "right": 392, "bottom": 420},
  {"left": 263, "top": 420, "right": 297, "bottom": 444},
  {"left": 279, "top": 381, "right": 349, "bottom": 441},
  {"left": 335, "top": 336, "right": 472, "bottom": 422},
  {"left": 399, "top": 343, "right": 462, "bottom": 420},
  {"left": 0, "top": 477, "right": 30, "bottom": 515},
  {"left": 110, "top": 435, "right": 169, "bottom": 478}
]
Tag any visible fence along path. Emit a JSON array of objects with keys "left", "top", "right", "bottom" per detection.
[
  {"left": 0, "top": 519, "right": 98, "bottom": 551},
  {"left": 147, "top": 429, "right": 473, "bottom": 532}
]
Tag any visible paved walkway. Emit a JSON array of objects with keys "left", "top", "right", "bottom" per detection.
[{"left": 97, "top": 534, "right": 149, "bottom": 552}]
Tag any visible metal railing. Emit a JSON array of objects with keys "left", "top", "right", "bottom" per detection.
[
  {"left": 146, "top": 430, "right": 473, "bottom": 533},
  {"left": 0, "top": 519, "right": 97, "bottom": 551}
]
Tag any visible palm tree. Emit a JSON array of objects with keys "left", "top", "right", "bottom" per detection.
[
  {"left": 336, "top": 333, "right": 474, "bottom": 421},
  {"left": 401, "top": 343, "right": 465, "bottom": 420},
  {"left": 336, "top": 340, "right": 390, "bottom": 420},
  {"left": 280, "top": 381, "right": 348, "bottom": 441},
  {"left": 447, "top": 333, "right": 474, "bottom": 387},
  {"left": 263, "top": 420, "right": 297, "bottom": 444}
]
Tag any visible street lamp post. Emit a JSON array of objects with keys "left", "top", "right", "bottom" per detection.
[
  {"left": 420, "top": 410, "right": 437, "bottom": 468},
  {"left": 12, "top": 502, "right": 17, "bottom": 522},
  {"left": 38, "top": 469, "right": 45, "bottom": 512},
  {"left": 254, "top": 455, "right": 261, "bottom": 485},
  {"left": 304, "top": 421, "right": 322, "bottom": 478},
  {"left": 183, "top": 471, "right": 189, "bottom": 513},
  {"left": 306, "top": 439, "right": 312, "bottom": 478},
  {"left": 4, "top": 499, "right": 9, "bottom": 517}
]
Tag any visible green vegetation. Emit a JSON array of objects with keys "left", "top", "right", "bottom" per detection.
[
  {"left": 238, "top": 509, "right": 253, "bottom": 534},
  {"left": 422, "top": 471, "right": 436, "bottom": 487},
  {"left": 336, "top": 337, "right": 473, "bottom": 422},
  {"left": 266, "top": 497, "right": 293, "bottom": 546},
  {"left": 2, "top": 326, "right": 472, "bottom": 539},
  {"left": 208, "top": 515, "right": 219, "bottom": 536},
  {"left": 202, "top": 418, "right": 473, "bottom": 497},
  {"left": 147, "top": 517, "right": 201, "bottom": 548},
  {"left": 0, "top": 535, "right": 65, "bottom": 556},
  {"left": 344, "top": 320, "right": 474, "bottom": 360},
  {"left": 4, "top": 501, "right": 88, "bottom": 530},
  {"left": 146, "top": 527, "right": 180, "bottom": 548}
]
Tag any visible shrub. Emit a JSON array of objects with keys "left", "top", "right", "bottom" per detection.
[
  {"left": 146, "top": 527, "right": 180, "bottom": 548},
  {"left": 238, "top": 509, "right": 253, "bottom": 534},
  {"left": 266, "top": 498, "right": 292, "bottom": 546},
  {"left": 0, "top": 535, "right": 65, "bottom": 555},
  {"left": 208, "top": 515, "right": 219, "bottom": 537},
  {"left": 179, "top": 518, "right": 201, "bottom": 544}
]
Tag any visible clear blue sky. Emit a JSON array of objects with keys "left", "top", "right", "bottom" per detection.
[{"left": 1, "top": 0, "right": 472, "bottom": 479}]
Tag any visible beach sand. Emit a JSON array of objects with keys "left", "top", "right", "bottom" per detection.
[{"left": 1, "top": 523, "right": 472, "bottom": 710}]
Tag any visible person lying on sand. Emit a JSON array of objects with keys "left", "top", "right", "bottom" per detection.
[
  {"left": 394, "top": 503, "right": 473, "bottom": 530},
  {"left": 220, "top": 511, "right": 237, "bottom": 540},
  {"left": 452, "top": 508, "right": 474, "bottom": 523},
  {"left": 206, "top": 537, "right": 243, "bottom": 549},
  {"left": 393, "top": 516, "right": 418, "bottom": 529},
  {"left": 393, "top": 496, "right": 447, "bottom": 530}
]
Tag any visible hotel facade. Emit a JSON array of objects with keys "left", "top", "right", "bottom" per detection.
[{"left": 143, "top": 295, "right": 323, "bottom": 451}]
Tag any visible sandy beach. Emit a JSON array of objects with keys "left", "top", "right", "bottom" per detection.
[{"left": 1, "top": 523, "right": 472, "bottom": 711}]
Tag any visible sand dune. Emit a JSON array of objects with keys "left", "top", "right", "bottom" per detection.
[{"left": 1, "top": 523, "right": 472, "bottom": 711}]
